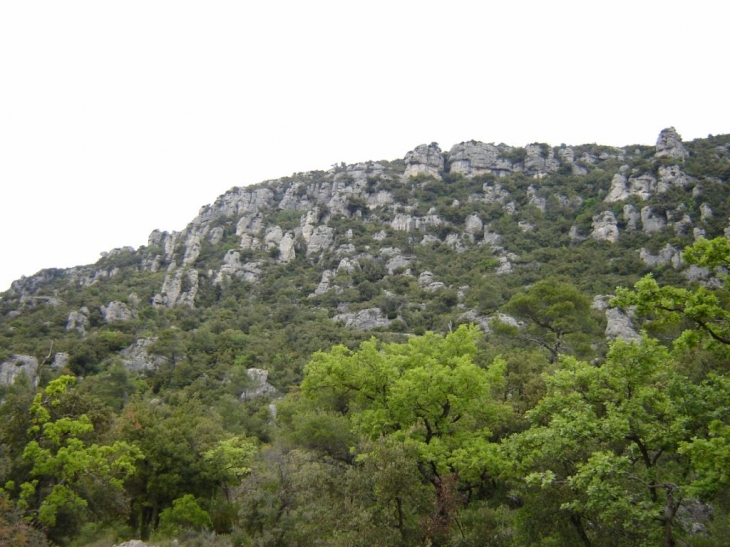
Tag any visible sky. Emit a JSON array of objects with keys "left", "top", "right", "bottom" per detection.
[{"left": 1, "top": 1, "right": 728, "bottom": 292}]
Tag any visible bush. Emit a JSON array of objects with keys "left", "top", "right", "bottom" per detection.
[{"left": 157, "top": 494, "right": 213, "bottom": 538}]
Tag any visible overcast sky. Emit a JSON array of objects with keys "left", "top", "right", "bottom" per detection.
[{"left": 1, "top": 1, "right": 728, "bottom": 292}]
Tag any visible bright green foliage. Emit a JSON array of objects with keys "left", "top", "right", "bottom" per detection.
[
  {"left": 18, "top": 376, "right": 143, "bottom": 536},
  {"left": 301, "top": 325, "right": 509, "bottom": 478},
  {"left": 203, "top": 436, "right": 257, "bottom": 497},
  {"left": 157, "top": 494, "right": 213, "bottom": 537},
  {"left": 612, "top": 237, "right": 730, "bottom": 360},
  {"left": 507, "top": 338, "right": 699, "bottom": 547}
]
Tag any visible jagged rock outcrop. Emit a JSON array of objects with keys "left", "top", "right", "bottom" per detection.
[
  {"left": 447, "top": 141, "right": 515, "bottom": 177},
  {"left": 313, "top": 269, "right": 337, "bottom": 296},
  {"left": 655, "top": 127, "right": 689, "bottom": 161},
  {"left": 403, "top": 143, "right": 443, "bottom": 179},
  {"left": 153, "top": 268, "right": 199, "bottom": 308},
  {"left": 605, "top": 173, "right": 629, "bottom": 202},
  {"left": 657, "top": 165, "right": 692, "bottom": 192},
  {"left": 306, "top": 225, "right": 334, "bottom": 256},
  {"left": 333, "top": 308, "right": 392, "bottom": 330},
  {"left": 524, "top": 144, "right": 559, "bottom": 178},
  {"left": 240, "top": 368, "right": 278, "bottom": 401},
  {"left": 100, "top": 301, "right": 136, "bottom": 323},
  {"left": 641, "top": 207, "right": 667, "bottom": 234},
  {"left": 639, "top": 244, "right": 683, "bottom": 269},
  {"left": 120, "top": 339, "right": 167, "bottom": 372},
  {"left": 464, "top": 214, "right": 483, "bottom": 235},
  {"left": 390, "top": 213, "right": 443, "bottom": 232},
  {"left": 418, "top": 271, "right": 445, "bottom": 292},
  {"left": 591, "top": 211, "right": 619, "bottom": 243},
  {"left": 66, "top": 308, "right": 90, "bottom": 335},
  {"left": 623, "top": 204, "right": 640, "bottom": 231},
  {"left": 0, "top": 355, "right": 38, "bottom": 387},
  {"left": 593, "top": 296, "right": 640, "bottom": 341}
]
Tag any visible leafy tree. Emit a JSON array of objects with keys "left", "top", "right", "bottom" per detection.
[
  {"left": 500, "top": 279, "right": 598, "bottom": 363},
  {"left": 300, "top": 325, "right": 510, "bottom": 541},
  {"left": 506, "top": 338, "right": 709, "bottom": 547},
  {"left": 17, "top": 376, "right": 142, "bottom": 543}
]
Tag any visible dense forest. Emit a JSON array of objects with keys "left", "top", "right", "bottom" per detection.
[{"left": 1, "top": 128, "right": 730, "bottom": 546}]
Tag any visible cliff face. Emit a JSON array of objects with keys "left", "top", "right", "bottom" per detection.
[{"left": 2, "top": 128, "right": 729, "bottom": 388}]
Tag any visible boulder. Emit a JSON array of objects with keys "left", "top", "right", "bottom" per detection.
[
  {"left": 655, "top": 127, "right": 689, "bottom": 161},
  {"left": 241, "top": 368, "right": 278, "bottom": 401},
  {"left": 0, "top": 355, "right": 38, "bottom": 387},
  {"left": 333, "top": 308, "right": 392, "bottom": 330},
  {"left": 403, "top": 143, "right": 444, "bottom": 179},
  {"left": 120, "top": 339, "right": 167, "bottom": 372},
  {"left": 590, "top": 211, "right": 619, "bottom": 243},
  {"left": 101, "top": 301, "right": 136, "bottom": 323},
  {"left": 641, "top": 207, "right": 666, "bottom": 234}
]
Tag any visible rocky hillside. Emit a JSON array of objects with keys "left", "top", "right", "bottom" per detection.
[{"left": 1, "top": 127, "right": 729, "bottom": 390}]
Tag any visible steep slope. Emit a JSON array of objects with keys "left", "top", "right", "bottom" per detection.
[{"left": 1, "top": 128, "right": 729, "bottom": 391}]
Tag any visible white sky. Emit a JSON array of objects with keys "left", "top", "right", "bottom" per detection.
[{"left": 1, "top": 1, "right": 728, "bottom": 292}]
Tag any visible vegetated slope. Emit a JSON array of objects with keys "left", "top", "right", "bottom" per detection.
[
  {"left": 1, "top": 127, "right": 730, "bottom": 546},
  {"left": 2, "top": 128, "right": 728, "bottom": 390}
]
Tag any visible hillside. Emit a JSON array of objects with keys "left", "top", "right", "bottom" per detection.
[{"left": 1, "top": 127, "right": 730, "bottom": 546}]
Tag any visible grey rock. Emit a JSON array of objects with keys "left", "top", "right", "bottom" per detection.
[
  {"left": 628, "top": 173, "right": 657, "bottom": 201},
  {"left": 700, "top": 203, "right": 713, "bottom": 221},
  {"left": 518, "top": 220, "right": 535, "bottom": 233},
  {"left": 386, "top": 255, "right": 412, "bottom": 275},
  {"left": 153, "top": 268, "right": 199, "bottom": 308},
  {"left": 66, "top": 309, "right": 89, "bottom": 335},
  {"left": 623, "top": 204, "right": 640, "bottom": 231},
  {"left": 215, "top": 250, "right": 244, "bottom": 284},
  {"left": 333, "top": 308, "right": 392, "bottom": 330},
  {"left": 605, "top": 307, "right": 640, "bottom": 340},
  {"left": 313, "top": 269, "right": 337, "bottom": 295},
  {"left": 639, "top": 244, "right": 682, "bottom": 269},
  {"left": 569, "top": 225, "right": 585, "bottom": 241},
  {"left": 445, "top": 233, "right": 468, "bottom": 252},
  {"left": 655, "top": 127, "right": 689, "bottom": 161},
  {"left": 237, "top": 213, "right": 264, "bottom": 237},
  {"left": 605, "top": 173, "right": 629, "bottom": 202},
  {"left": 591, "top": 211, "right": 619, "bottom": 243},
  {"left": 447, "top": 141, "right": 515, "bottom": 177},
  {"left": 241, "top": 368, "right": 278, "bottom": 401},
  {"left": 367, "top": 191, "right": 393, "bottom": 209},
  {"left": 641, "top": 207, "right": 666, "bottom": 234},
  {"left": 527, "top": 186, "right": 547, "bottom": 211},
  {"left": 278, "top": 233, "right": 296, "bottom": 263},
  {"left": 390, "top": 213, "right": 443, "bottom": 232},
  {"left": 524, "top": 143, "right": 559, "bottom": 178},
  {"left": 420, "top": 234, "right": 441, "bottom": 246},
  {"left": 51, "top": 352, "right": 68, "bottom": 370},
  {"left": 120, "top": 339, "right": 167, "bottom": 372},
  {"left": 307, "top": 226, "right": 334, "bottom": 256},
  {"left": 0, "top": 355, "right": 39, "bottom": 387},
  {"left": 372, "top": 230, "right": 387, "bottom": 241},
  {"left": 182, "top": 233, "right": 202, "bottom": 266},
  {"left": 657, "top": 165, "right": 692, "bottom": 192},
  {"left": 208, "top": 226, "right": 225, "bottom": 245},
  {"left": 101, "top": 301, "right": 136, "bottom": 323},
  {"left": 673, "top": 214, "right": 693, "bottom": 236},
  {"left": 264, "top": 225, "right": 284, "bottom": 248},
  {"left": 403, "top": 143, "right": 444, "bottom": 179},
  {"left": 337, "top": 257, "right": 358, "bottom": 273},
  {"left": 464, "top": 214, "right": 484, "bottom": 235}
]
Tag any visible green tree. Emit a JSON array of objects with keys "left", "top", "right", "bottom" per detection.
[
  {"left": 500, "top": 279, "right": 597, "bottom": 363},
  {"left": 300, "top": 325, "right": 510, "bottom": 542},
  {"left": 17, "top": 376, "right": 143, "bottom": 543},
  {"left": 505, "top": 338, "right": 704, "bottom": 547}
]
